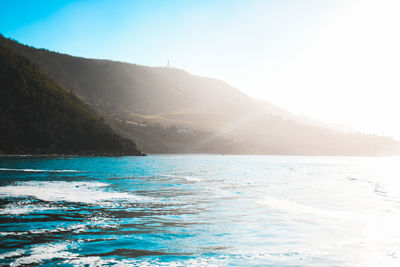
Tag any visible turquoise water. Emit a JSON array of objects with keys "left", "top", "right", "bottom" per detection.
[{"left": 0, "top": 155, "right": 400, "bottom": 266}]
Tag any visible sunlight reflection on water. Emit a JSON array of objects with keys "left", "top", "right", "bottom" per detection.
[{"left": 0, "top": 155, "right": 399, "bottom": 266}]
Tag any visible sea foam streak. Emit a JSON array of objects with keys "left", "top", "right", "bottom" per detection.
[
  {"left": 8, "top": 243, "right": 77, "bottom": 267},
  {"left": 0, "top": 202, "right": 58, "bottom": 215},
  {"left": 0, "top": 181, "right": 152, "bottom": 204},
  {"left": 162, "top": 173, "right": 202, "bottom": 182}
]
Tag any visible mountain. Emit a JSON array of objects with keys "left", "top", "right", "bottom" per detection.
[
  {"left": 1, "top": 34, "right": 399, "bottom": 156},
  {"left": 0, "top": 40, "right": 143, "bottom": 156}
]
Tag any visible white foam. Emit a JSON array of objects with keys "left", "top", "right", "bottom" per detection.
[
  {"left": 64, "top": 253, "right": 293, "bottom": 267},
  {"left": 0, "top": 168, "right": 80, "bottom": 173},
  {"left": 0, "top": 224, "right": 87, "bottom": 237},
  {"left": 163, "top": 174, "right": 202, "bottom": 182},
  {"left": 65, "top": 257, "right": 135, "bottom": 267},
  {"left": 0, "top": 202, "right": 58, "bottom": 215},
  {"left": 0, "top": 181, "right": 152, "bottom": 204},
  {"left": 65, "top": 256, "right": 223, "bottom": 267},
  {"left": 0, "top": 249, "right": 25, "bottom": 260},
  {"left": 10, "top": 243, "right": 78, "bottom": 267}
]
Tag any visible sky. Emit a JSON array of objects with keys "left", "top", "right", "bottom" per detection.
[{"left": 2, "top": 0, "right": 400, "bottom": 139}]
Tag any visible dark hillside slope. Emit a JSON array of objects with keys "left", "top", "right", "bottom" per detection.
[
  {"left": 1, "top": 34, "right": 399, "bottom": 155},
  {"left": 0, "top": 44, "right": 143, "bottom": 155}
]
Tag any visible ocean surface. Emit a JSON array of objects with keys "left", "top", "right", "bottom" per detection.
[{"left": 0, "top": 155, "right": 399, "bottom": 266}]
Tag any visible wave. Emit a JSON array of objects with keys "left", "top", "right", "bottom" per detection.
[
  {"left": 60, "top": 251, "right": 315, "bottom": 266},
  {"left": 162, "top": 174, "right": 202, "bottom": 182},
  {"left": 0, "top": 249, "right": 25, "bottom": 261},
  {"left": 4, "top": 243, "right": 77, "bottom": 266},
  {"left": 0, "top": 181, "right": 153, "bottom": 204},
  {"left": 0, "top": 223, "right": 87, "bottom": 237},
  {"left": 0, "top": 216, "right": 120, "bottom": 237},
  {"left": 0, "top": 202, "right": 58, "bottom": 215},
  {"left": 0, "top": 168, "right": 81, "bottom": 173}
]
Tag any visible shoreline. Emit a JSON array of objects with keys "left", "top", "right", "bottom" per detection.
[
  {"left": 0, "top": 152, "right": 146, "bottom": 157},
  {"left": 0, "top": 153, "right": 399, "bottom": 158}
]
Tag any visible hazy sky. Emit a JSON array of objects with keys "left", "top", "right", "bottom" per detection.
[{"left": 2, "top": 0, "right": 400, "bottom": 139}]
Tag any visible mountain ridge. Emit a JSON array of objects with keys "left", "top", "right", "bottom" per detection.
[{"left": 1, "top": 34, "right": 399, "bottom": 156}]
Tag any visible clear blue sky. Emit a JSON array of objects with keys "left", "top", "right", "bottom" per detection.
[
  {"left": 1, "top": 0, "right": 341, "bottom": 66},
  {"left": 2, "top": 0, "right": 251, "bottom": 64},
  {"left": 2, "top": 0, "right": 400, "bottom": 139}
]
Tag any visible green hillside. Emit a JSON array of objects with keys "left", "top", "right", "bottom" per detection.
[{"left": 0, "top": 43, "right": 143, "bottom": 155}]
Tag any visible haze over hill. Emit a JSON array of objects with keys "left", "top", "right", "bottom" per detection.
[
  {"left": 1, "top": 34, "right": 399, "bottom": 156},
  {"left": 0, "top": 39, "right": 143, "bottom": 156}
]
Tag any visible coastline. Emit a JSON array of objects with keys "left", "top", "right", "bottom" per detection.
[{"left": 0, "top": 152, "right": 147, "bottom": 157}]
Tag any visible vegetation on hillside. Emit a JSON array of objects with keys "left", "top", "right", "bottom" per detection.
[{"left": 0, "top": 42, "right": 143, "bottom": 155}]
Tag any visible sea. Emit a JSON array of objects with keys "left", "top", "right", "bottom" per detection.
[{"left": 0, "top": 155, "right": 399, "bottom": 266}]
